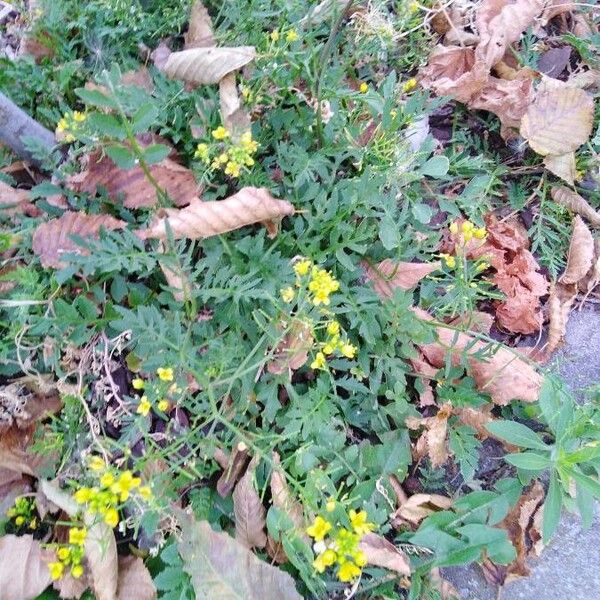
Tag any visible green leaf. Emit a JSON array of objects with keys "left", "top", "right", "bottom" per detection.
[
  {"left": 542, "top": 472, "right": 562, "bottom": 543},
  {"left": 75, "top": 87, "right": 118, "bottom": 109},
  {"left": 504, "top": 452, "right": 551, "bottom": 471},
  {"left": 570, "top": 469, "right": 600, "bottom": 499},
  {"left": 105, "top": 145, "right": 137, "bottom": 169},
  {"left": 419, "top": 155, "right": 449, "bottom": 178},
  {"left": 378, "top": 216, "right": 400, "bottom": 250},
  {"left": 486, "top": 420, "right": 549, "bottom": 450},
  {"left": 132, "top": 103, "right": 160, "bottom": 133},
  {"left": 87, "top": 113, "right": 126, "bottom": 140},
  {"left": 178, "top": 515, "right": 302, "bottom": 600},
  {"left": 143, "top": 144, "right": 171, "bottom": 165}
]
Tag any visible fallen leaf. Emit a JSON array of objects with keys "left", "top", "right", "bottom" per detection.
[
  {"left": 267, "top": 319, "right": 313, "bottom": 376},
  {"left": 53, "top": 572, "right": 90, "bottom": 600},
  {"left": 0, "top": 423, "right": 46, "bottom": 476},
  {"left": 216, "top": 441, "right": 249, "bottom": 497},
  {"left": 0, "top": 180, "right": 39, "bottom": 216},
  {"left": 363, "top": 259, "right": 440, "bottom": 299},
  {"left": 520, "top": 78, "right": 595, "bottom": 156},
  {"left": 358, "top": 533, "right": 411, "bottom": 576},
  {"left": 184, "top": 1, "right": 215, "bottom": 49},
  {"left": 551, "top": 186, "right": 600, "bottom": 228},
  {"left": 150, "top": 42, "right": 172, "bottom": 69},
  {"left": 537, "top": 47, "right": 572, "bottom": 79},
  {"left": 121, "top": 68, "right": 155, "bottom": 93},
  {"left": 270, "top": 452, "right": 306, "bottom": 536},
  {"left": 117, "top": 556, "right": 156, "bottom": 600},
  {"left": 219, "top": 72, "right": 251, "bottom": 141},
  {"left": 0, "top": 534, "right": 52, "bottom": 600},
  {"left": 0, "top": 468, "right": 30, "bottom": 516},
  {"left": 32, "top": 212, "right": 125, "bottom": 269},
  {"left": 406, "top": 404, "right": 452, "bottom": 468},
  {"left": 178, "top": 514, "right": 302, "bottom": 600},
  {"left": 137, "top": 187, "right": 294, "bottom": 241},
  {"left": 560, "top": 216, "right": 594, "bottom": 284},
  {"left": 494, "top": 289, "right": 544, "bottom": 334},
  {"left": 546, "top": 282, "right": 577, "bottom": 355},
  {"left": 68, "top": 148, "right": 199, "bottom": 209},
  {"left": 233, "top": 458, "right": 267, "bottom": 549},
  {"left": 393, "top": 493, "right": 453, "bottom": 527},
  {"left": 544, "top": 152, "right": 576, "bottom": 185},
  {"left": 163, "top": 46, "right": 256, "bottom": 85}
]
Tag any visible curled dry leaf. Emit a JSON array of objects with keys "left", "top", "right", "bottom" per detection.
[
  {"left": 163, "top": 46, "right": 256, "bottom": 85},
  {"left": 358, "top": 533, "right": 411, "bottom": 576},
  {"left": 68, "top": 148, "right": 198, "bottom": 209},
  {"left": 117, "top": 556, "right": 156, "bottom": 600},
  {"left": 270, "top": 452, "right": 306, "bottom": 536},
  {"left": 32, "top": 211, "right": 125, "bottom": 269},
  {"left": 393, "top": 493, "right": 453, "bottom": 527},
  {"left": 216, "top": 441, "right": 249, "bottom": 497},
  {"left": 546, "top": 282, "right": 577, "bottom": 355},
  {"left": 178, "top": 514, "right": 302, "bottom": 600},
  {"left": 184, "top": 1, "right": 215, "bottom": 49},
  {"left": 220, "top": 72, "right": 251, "bottom": 141},
  {"left": 551, "top": 186, "right": 600, "bottom": 228},
  {"left": 544, "top": 152, "right": 576, "bottom": 185},
  {"left": 0, "top": 180, "right": 40, "bottom": 216},
  {"left": 233, "top": 458, "right": 267, "bottom": 549},
  {"left": 405, "top": 404, "right": 452, "bottom": 468},
  {"left": 520, "top": 77, "right": 594, "bottom": 156},
  {"left": 362, "top": 258, "right": 440, "bottom": 299},
  {"left": 137, "top": 187, "right": 294, "bottom": 241},
  {"left": 414, "top": 307, "right": 542, "bottom": 404},
  {"left": 0, "top": 534, "right": 52, "bottom": 600},
  {"left": 267, "top": 319, "right": 313, "bottom": 376},
  {"left": 560, "top": 215, "right": 594, "bottom": 284}
]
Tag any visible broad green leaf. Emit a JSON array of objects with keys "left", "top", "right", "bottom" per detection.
[
  {"left": 486, "top": 420, "right": 549, "bottom": 450},
  {"left": 419, "top": 155, "right": 449, "bottom": 178},
  {"left": 542, "top": 472, "right": 562, "bottom": 543},
  {"left": 143, "top": 144, "right": 171, "bottom": 165},
  {"left": 87, "top": 113, "right": 126, "bottom": 140},
  {"left": 105, "top": 145, "right": 137, "bottom": 170},
  {"left": 504, "top": 452, "right": 551, "bottom": 471},
  {"left": 178, "top": 515, "right": 302, "bottom": 600},
  {"left": 75, "top": 87, "right": 118, "bottom": 109},
  {"left": 570, "top": 469, "right": 600, "bottom": 499},
  {"left": 132, "top": 103, "right": 160, "bottom": 133}
]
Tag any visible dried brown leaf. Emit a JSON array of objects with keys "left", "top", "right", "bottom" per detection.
[
  {"left": 394, "top": 493, "right": 453, "bottom": 526},
  {"left": 546, "top": 282, "right": 577, "bottom": 355},
  {"left": 267, "top": 320, "right": 313, "bottom": 376},
  {"left": 219, "top": 73, "right": 251, "bottom": 141},
  {"left": 561, "top": 216, "right": 594, "bottom": 284},
  {"left": 544, "top": 152, "right": 576, "bottom": 185},
  {"left": 117, "top": 556, "right": 156, "bottom": 600},
  {"left": 0, "top": 534, "right": 52, "bottom": 600},
  {"left": 184, "top": 1, "right": 215, "bottom": 49},
  {"left": 427, "top": 411, "right": 449, "bottom": 468},
  {"left": 551, "top": 186, "right": 600, "bottom": 228},
  {"left": 84, "top": 517, "right": 118, "bottom": 600},
  {"left": 520, "top": 78, "right": 595, "bottom": 156},
  {"left": 163, "top": 46, "right": 256, "bottom": 85},
  {"left": 270, "top": 452, "right": 305, "bottom": 534},
  {"left": 32, "top": 211, "right": 125, "bottom": 269},
  {"left": 137, "top": 187, "right": 294, "bottom": 241},
  {"left": 0, "top": 180, "right": 39, "bottom": 216},
  {"left": 358, "top": 533, "right": 411, "bottom": 576},
  {"left": 233, "top": 458, "right": 267, "bottom": 549},
  {"left": 68, "top": 148, "right": 198, "bottom": 209},
  {"left": 216, "top": 441, "right": 249, "bottom": 497},
  {"left": 363, "top": 259, "right": 440, "bottom": 299}
]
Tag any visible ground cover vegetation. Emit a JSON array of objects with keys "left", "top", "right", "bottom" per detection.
[{"left": 0, "top": 0, "right": 599, "bottom": 598}]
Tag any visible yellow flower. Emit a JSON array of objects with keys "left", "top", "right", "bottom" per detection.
[
  {"left": 306, "top": 516, "right": 332, "bottom": 541},
  {"left": 74, "top": 487, "right": 94, "bottom": 504},
  {"left": 326, "top": 498, "right": 336, "bottom": 512},
  {"left": 194, "top": 143, "right": 210, "bottom": 163},
  {"left": 442, "top": 254, "right": 456, "bottom": 269},
  {"left": 323, "top": 342, "right": 336, "bottom": 355},
  {"left": 29, "top": 517, "right": 37, "bottom": 530},
  {"left": 212, "top": 126, "right": 229, "bottom": 140},
  {"left": 449, "top": 222, "right": 459, "bottom": 235},
  {"left": 71, "top": 564, "right": 84, "bottom": 579},
  {"left": 349, "top": 509, "right": 375, "bottom": 535},
  {"left": 15, "top": 515, "right": 24, "bottom": 526},
  {"left": 72, "top": 111, "right": 86, "bottom": 122},
  {"left": 157, "top": 367, "right": 174, "bottom": 381},
  {"left": 139, "top": 486, "right": 153, "bottom": 501},
  {"left": 463, "top": 230, "right": 473, "bottom": 242},
  {"left": 240, "top": 131, "right": 259, "bottom": 154},
  {"left": 111, "top": 471, "right": 141, "bottom": 502},
  {"left": 57, "top": 547, "right": 71, "bottom": 561},
  {"left": 338, "top": 560, "right": 361, "bottom": 582},
  {"left": 403, "top": 78, "right": 417, "bottom": 93},
  {"left": 270, "top": 30, "right": 280, "bottom": 42},
  {"left": 286, "top": 29, "right": 299, "bottom": 42},
  {"left": 474, "top": 227, "right": 487, "bottom": 239},
  {"left": 89, "top": 456, "right": 106, "bottom": 471},
  {"left": 104, "top": 507, "right": 119, "bottom": 528},
  {"left": 293, "top": 259, "right": 312, "bottom": 277},
  {"left": 224, "top": 161, "right": 241, "bottom": 177},
  {"left": 132, "top": 378, "right": 145, "bottom": 390},
  {"left": 56, "top": 118, "right": 68, "bottom": 133},
  {"left": 68, "top": 527, "right": 87, "bottom": 547},
  {"left": 48, "top": 562, "right": 64, "bottom": 581},
  {"left": 137, "top": 396, "right": 151, "bottom": 416},
  {"left": 313, "top": 548, "right": 337, "bottom": 573},
  {"left": 359, "top": 82, "right": 368, "bottom": 94},
  {"left": 100, "top": 473, "right": 115, "bottom": 488},
  {"left": 340, "top": 342, "right": 357, "bottom": 359},
  {"left": 461, "top": 220, "right": 474, "bottom": 233},
  {"left": 476, "top": 261, "right": 489, "bottom": 272},
  {"left": 157, "top": 399, "right": 170, "bottom": 412},
  {"left": 327, "top": 321, "right": 340, "bottom": 336},
  {"left": 280, "top": 287, "right": 295, "bottom": 303},
  {"left": 64, "top": 133, "right": 76, "bottom": 143},
  {"left": 310, "top": 351, "right": 327, "bottom": 370},
  {"left": 352, "top": 549, "right": 367, "bottom": 567}
]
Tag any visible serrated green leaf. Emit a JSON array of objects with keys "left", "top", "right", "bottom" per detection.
[
  {"left": 486, "top": 420, "right": 549, "bottom": 450},
  {"left": 105, "top": 145, "right": 137, "bottom": 169}
]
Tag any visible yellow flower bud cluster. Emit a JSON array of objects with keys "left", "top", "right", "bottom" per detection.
[
  {"left": 307, "top": 508, "right": 375, "bottom": 583},
  {"left": 269, "top": 28, "right": 298, "bottom": 43},
  {"left": 5, "top": 497, "right": 38, "bottom": 531},
  {"left": 449, "top": 220, "right": 486, "bottom": 244},
  {"left": 194, "top": 127, "right": 259, "bottom": 180},
  {"left": 133, "top": 367, "right": 180, "bottom": 416},
  {"left": 48, "top": 527, "right": 87, "bottom": 581},
  {"left": 56, "top": 111, "right": 86, "bottom": 143}
]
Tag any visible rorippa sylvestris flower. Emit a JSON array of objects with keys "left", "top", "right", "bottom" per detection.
[{"left": 307, "top": 504, "right": 375, "bottom": 583}]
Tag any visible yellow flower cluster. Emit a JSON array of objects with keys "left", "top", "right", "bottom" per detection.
[
  {"left": 6, "top": 497, "right": 38, "bottom": 530},
  {"left": 308, "top": 267, "right": 340, "bottom": 306},
  {"left": 269, "top": 28, "right": 298, "bottom": 43},
  {"left": 311, "top": 319, "right": 358, "bottom": 370},
  {"left": 48, "top": 527, "right": 86, "bottom": 581},
  {"left": 359, "top": 82, "right": 369, "bottom": 94},
  {"left": 449, "top": 220, "right": 486, "bottom": 243},
  {"left": 402, "top": 78, "right": 417, "bottom": 93},
  {"left": 194, "top": 128, "right": 259, "bottom": 179},
  {"left": 56, "top": 111, "right": 86, "bottom": 143},
  {"left": 307, "top": 508, "right": 375, "bottom": 583},
  {"left": 134, "top": 367, "right": 179, "bottom": 416}
]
